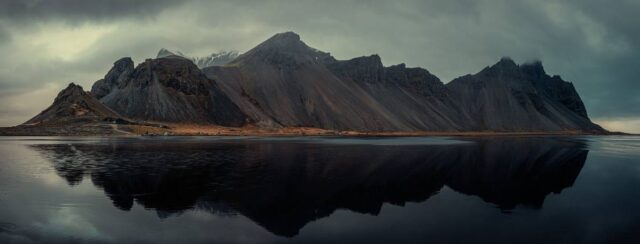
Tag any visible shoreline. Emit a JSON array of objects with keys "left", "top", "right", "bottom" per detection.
[{"left": 0, "top": 123, "right": 628, "bottom": 137}]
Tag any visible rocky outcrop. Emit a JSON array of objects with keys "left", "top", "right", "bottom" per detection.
[
  {"left": 156, "top": 48, "right": 239, "bottom": 68},
  {"left": 25, "top": 83, "right": 123, "bottom": 125},
  {"left": 98, "top": 56, "right": 248, "bottom": 126},
  {"left": 156, "top": 48, "right": 181, "bottom": 59},
  {"left": 91, "top": 57, "right": 134, "bottom": 99},
  {"left": 522, "top": 61, "right": 589, "bottom": 118},
  {"left": 326, "top": 54, "right": 385, "bottom": 84},
  {"left": 447, "top": 57, "right": 603, "bottom": 132}
]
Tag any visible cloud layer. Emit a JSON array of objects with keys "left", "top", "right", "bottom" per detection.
[{"left": 0, "top": 0, "right": 638, "bottom": 132}]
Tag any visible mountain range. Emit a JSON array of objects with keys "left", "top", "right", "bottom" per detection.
[{"left": 2, "top": 31, "right": 606, "bottom": 135}]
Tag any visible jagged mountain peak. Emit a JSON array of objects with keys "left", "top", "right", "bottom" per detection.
[
  {"left": 97, "top": 55, "right": 248, "bottom": 126},
  {"left": 341, "top": 54, "right": 383, "bottom": 67},
  {"left": 488, "top": 57, "right": 519, "bottom": 72},
  {"left": 54, "top": 83, "right": 90, "bottom": 103},
  {"left": 50, "top": 83, "right": 87, "bottom": 105},
  {"left": 157, "top": 48, "right": 172, "bottom": 58},
  {"left": 356, "top": 54, "right": 382, "bottom": 63},
  {"left": 113, "top": 57, "right": 134, "bottom": 69},
  {"left": 497, "top": 56, "right": 517, "bottom": 65},
  {"left": 60, "top": 82, "right": 83, "bottom": 93},
  {"left": 232, "top": 31, "right": 336, "bottom": 67},
  {"left": 157, "top": 48, "right": 185, "bottom": 58},
  {"left": 477, "top": 57, "right": 546, "bottom": 79},
  {"left": 389, "top": 63, "right": 407, "bottom": 69},
  {"left": 252, "top": 31, "right": 313, "bottom": 54},
  {"left": 521, "top": 60, "right": 546, "bottom": 78},
  {"left": 447, "top": 56, "right": 601, "bottom": 132},
  {"left": 139, "top": 55, "right": 204, "bottom": 79},
  {"left": 485, "top": 57, "right": 548, "bottom": 76},
  {"left": 25, "top": 82, "right": 122, "bottom": 125},
  {"left": 472, "top": 58, "right": 558, "bottom": 85},
  {"left": 522, "top": 59, "right": 543, "bottom": 68},
  {"left": 262, "top": 32, "right": 302, "bottom": 47},
  {"left": 193, "top": 50, "right": 239, "bottom": 67},
  {"left": 156, "top": 48, "right": 239, "bottom": 68},
  {"left": 91, "top": 57, "right": 135, "bottom": 99},
  {"left": 270, "top": 31, "right": 301, "bottom": 41}
]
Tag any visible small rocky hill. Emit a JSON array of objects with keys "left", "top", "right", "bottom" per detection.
[{"left": 25, "top": 83, "right": 123, "bottom": 125}]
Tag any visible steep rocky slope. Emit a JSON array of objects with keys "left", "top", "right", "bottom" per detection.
[
  {"left": 204, "top": 32, "right": 471, "bottom": 131},
  {"left": 91, "top": 57, "right": 135, "bottom": 100},
  {"left": 447, "top": 57, "right": 603, "bottom": 132},
  {"left": 207, "top": 32, "right": 401, "bottom": 131},
  {"left": 325, "top": 55, "right": 472, "bottom": 131},
  {"left": 93, "top": 56, "right": 248, "bottom": 126},
  {"left": 200, "top": 32, "right": 603, "bottom": 132}
]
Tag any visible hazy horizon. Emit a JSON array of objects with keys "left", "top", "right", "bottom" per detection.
[{"left": 0, "top": 0, "right": 638, "bottom": 132}]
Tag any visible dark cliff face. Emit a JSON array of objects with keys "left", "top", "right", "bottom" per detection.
[
  {"left": 91, "top": 57, "right": 134, "bottom": 100},
  {"left": 214, "top": 32, "right": 414, "bottom": 131},
  {"left": 25, "top": 83, "right": 122, "bottom": 125},
  {"left": 447, "top": 57, "right": 602, "bottom": 132},
  {"left": 522, "top": 62, "right": 589, "bottom": 119},
  {"left": 326, "top": 55, "right": 386, "bottom": 83},
  {"left": 206, "top": 32, "right": 475, "bottom": 131},
  {"left": 327, "top": 56, "right": 446, "bottom": 97},
  {"left": 324, "top": 56, "right": 472, "bottom": 131},
  {"left": 202, "top": 33, "right": 603, "bottom": 132},
  {"left": 97, "top": 56, "right": 248, "bottom": 126}
]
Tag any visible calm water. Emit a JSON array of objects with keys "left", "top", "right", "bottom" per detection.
[{"left": 0, "top": 136, "right": 638, "bottom": 243}]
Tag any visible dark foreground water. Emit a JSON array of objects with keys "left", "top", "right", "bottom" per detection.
[{"left": 0, "top": 136, "right": 638, "bottom": 243}]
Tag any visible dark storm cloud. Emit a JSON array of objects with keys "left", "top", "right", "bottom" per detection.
[
  {"left": 547, "top": 0, "right": 640, "bottom": 118},
  {"left": 0, "top": 0, "right": 187, "bottom": 24},
  {"left": 571, "top": 0, "right": 640, "bottom": 44},
  {"left": 557, "top": 0, "right": 639, "bottom": 117},
  {"left": 0, "top": 25, "right": 9, "bottom": 44}
]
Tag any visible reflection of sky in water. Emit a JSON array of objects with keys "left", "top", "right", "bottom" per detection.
[
  {"left": 583, "top": 136, "right": 640, "bottom": 159},
  {"left": 0, "top": 140, "right": 279, "bottom": 243},
  {"left": 0, "top": 136, "right": 473, "bottom": 146},
  {"left": 226, "top": 136, "right": 472, "bottom": 145},
  {"left": 0, "top": 136, "right": 638, "bottom": 243}
]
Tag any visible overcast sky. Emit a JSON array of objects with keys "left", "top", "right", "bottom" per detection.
[{"left": 0, "top": 0, "right": 638, "bottom": 132}]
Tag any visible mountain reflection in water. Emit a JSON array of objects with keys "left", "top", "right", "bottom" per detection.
[{"left": 30, "top": 137, "right": 588, "bottom": 237}]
